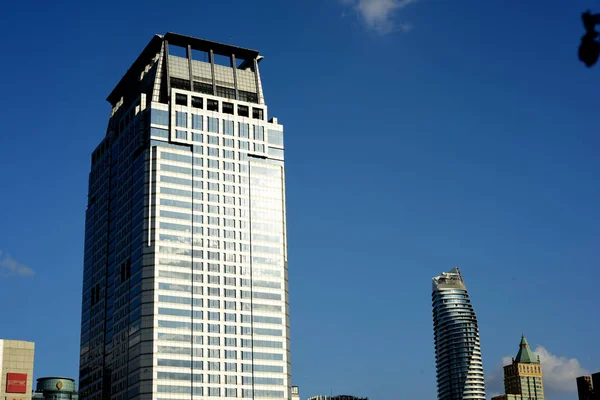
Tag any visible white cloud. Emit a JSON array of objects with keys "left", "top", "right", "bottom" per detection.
[
  {"left": 535, "top": 345, "right": 589, "bottom": 393},
  {"left": 340, "top": 0, "right": 417, "bottom": 35},
  {"left": 0, "top": 250, "right": 35, "bottom": 277},
  {"left": 487, "top": 345, "right": 589, "bottom": 399}
]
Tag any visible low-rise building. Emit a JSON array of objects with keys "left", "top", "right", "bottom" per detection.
[
  {"left": 0, "top": 339, "right": 35, "bottom": 400},
  {"left": 32, "top": 377, "right": 79, "bottom": 400},
  {"left": 292, "top": 386, "right": 300, "bottom": 400},
  {"left": 308, "top": 395, "right": 368, "bottom": 400}
]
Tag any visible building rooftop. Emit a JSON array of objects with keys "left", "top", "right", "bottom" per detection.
[
  {"left": 515, "top": 334, "right": 539, "bottom": 364},
  {"left": 432, "top": 266, "right": 467, "bottom": 291},
  {"left": 106, "top": 32, "right": 262, "bottom": 106}
]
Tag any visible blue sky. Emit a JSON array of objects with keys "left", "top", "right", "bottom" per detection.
[{"left": 0, "top": 0, "right": 599, "bottom": 399}]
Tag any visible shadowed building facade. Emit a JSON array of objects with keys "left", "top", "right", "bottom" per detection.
[
  {"left": 432, "top": 267, "right": 486, "bottom": 400},
  {"left": 491, "top": 335, "right": 544, "bottom": 400},
  {"left": 79, "top": 33, "right": 290, "bottom": 400},
  {"left": 577, "top": 372, "right": 600, "bottom": 400}
]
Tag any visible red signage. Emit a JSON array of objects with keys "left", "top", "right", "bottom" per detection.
[{"left": 6, "top": 373, "right": 27, "bottom": 393}]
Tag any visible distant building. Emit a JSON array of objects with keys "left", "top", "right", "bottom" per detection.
[
  {"left": 432, "top": 267, "right": 486, "bottom": 400},
  {"left": 577, "top": 372, "right": 600, "bottom": 400},
  {"left": 0, "top": 339, "right": 35, "bottom": 400},
  {"left": 308, "top": 396, "right": 368, "bottom": 400},
  {"left": 577, "top": 376, "right": 594, "bottom": 400},
  {"left": 292, "top": 386, "right": 300, "bottom": 400},
  {"left": 491, "top": 334, "right": 544, "bottom": 400},
  {"left": 32, "top": 377, "right": 79, "bottom": 400}
]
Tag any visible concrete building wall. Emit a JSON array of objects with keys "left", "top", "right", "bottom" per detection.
[{"left": 0, "top": 340, "right": 35, "bottom": 400}]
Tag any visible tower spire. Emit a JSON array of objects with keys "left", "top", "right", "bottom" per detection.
[{"left": 515, "top": 333, "right": 537, "bottom": 363}]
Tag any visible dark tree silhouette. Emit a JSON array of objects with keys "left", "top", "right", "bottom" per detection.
[{"left": 579, "top": 10, "right": 600, "bottom": 67}]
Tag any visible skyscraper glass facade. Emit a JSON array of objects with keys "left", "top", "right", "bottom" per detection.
[
  {"left": 79, "top": 33, "right": 290, "bottom": 400},
  {"left": 432, "top": 267, "right": 485, "bottom": 400}
]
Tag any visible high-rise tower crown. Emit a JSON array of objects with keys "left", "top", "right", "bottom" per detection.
[{"left": 514, "top": 334, "right": 540, "bottom": 364}]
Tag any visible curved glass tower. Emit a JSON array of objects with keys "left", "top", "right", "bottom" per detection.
[{"left": 432, "top": 267, "right": 485, "bottom": 400}]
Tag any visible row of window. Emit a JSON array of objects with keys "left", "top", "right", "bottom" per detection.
[
  {"left": 174, "top": 93, "right": 265, "bottom": 120},
  {"left": 157, "top": 283, "right": 282, "bottom": 298},
  {"left": 154, "top": 108, "right": 276, "bottom": 140},
  {"left": 159, "top": 288, "right": 282, "bottom": 302},
  {"left": 161, "top": 157, "right": 250, "bottom": 174},
  {"left": 156, "top": 320, "right": 283, "bottom": 336},
  {"left": 158, "top": 333, "right": 283, "bottom": 347},
  {"left": 157, "top": 358, "right": 283, "bottom": 374},
  {"left": 159, "top": 232, "right": 280, "bottom": 247},
  {"left": 157, "top": 336, "right": 283, "bottom": 350},
  {"left": 160, "top": 372, "right": 278, "bottom": 385},
  {"left": 156, "top": 264, "right": 281, "bottom": 289},
  {"left": 157, "top": 220, "right": 281, "bottom": 243},
  {"left": 157, "top": 385, "right": 284, "bottom": 398},
  {"left": 159, "top": 152, "right": 282, "bottom": 173},
  {"left": 158, "top": 305, "right": 283, "bottom": 320},
  {"left": 157, "top": 346, "right": 283, "bottom": 362},
  {"left": 158, "top": 239, "right": 280, "bottom": 255}
]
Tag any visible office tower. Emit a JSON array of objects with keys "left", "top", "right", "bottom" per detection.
[
  {"left": 576, "top": 374, "right": 600, "bottom": 400},
  {"left": 79, "top": 33, "right": 289, "bottom": 400},
  {"left": 491, "top": 334, "right": 544, "bottom": 400},
  {"left": 292, "top": 386, "right": 300, "bottom": 400},
  {"left": 0, "top": 339, "right": 35, "bottom": 400},
  {"left": 432, "top": 267, "right": 485, "bottom": 400},
  {"left": 594, "top": 373, "right": 600, "bottom": 400}
]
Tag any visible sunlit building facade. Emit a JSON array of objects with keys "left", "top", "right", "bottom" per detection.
[
  {"left": 432, "top": 267, "right": 485, "bottom": 400},
  {"left": 79, "top": 33, "right": 290, "bottom": 400},
  {"left": 492, "top": 335, "right": 544, "bottom": 400},
  {"left": 0, "top": 339, "right": 35, "bottom": 400}
]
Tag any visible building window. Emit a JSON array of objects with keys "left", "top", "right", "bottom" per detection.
[
  {"left": 268, "top": 147, "right": 284, "bottom": 158},
  {"left": 237, "top": 105, "right": 249, "bottom": 117},
  {"left": 216, "top": 86, "right": 236, "bottom": 99},
  {"left": 207, "top": 99, "right": 219, "bottom": 112},
  {"left": 192, "top": 96, "right": 203, "bottom": 109},
  {"left": 223, "top": 102, "right": 234, "bottom": 115},
  {"left": 208, "top": 117, "right": 219, "bottom": 133},
  {"left": 176, "top": 130, "right": 187, "bottom": 140},
  {"left": 175, "top": 93, "right": 187, "bottom": 106},
  {"left": 176, "top": 111, "right": 187, "bottom": 128},
  {"left": 192, "top": 114, "right": 203, "bottom": 130},
  {"left": 223, "top": 120, "right": 234, "bottom": 135},
  {"left": 239, "top": 90, "right": 258, "bottom": 103},
  {"left": 253, "top": 125, "right": 264, "bottom": 140},
  {"left": 238, "top": 123, "right": 249, "bottom": 138},
  {"left": 252, "top": 108, "right": 264, "bottom": 120},
  {"left": 268, "top": 129, "right": 283, "bottom": 146},
  {"left": 151, "top": 108, "right": 169, "bottom": 126}
]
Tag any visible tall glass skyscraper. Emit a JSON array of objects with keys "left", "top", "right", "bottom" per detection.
[
  {"left": 432, "top": 267, "right": 485, "bottom": 400},
  {"left": 79, "top": 33, "right": 290, "bottom": 400}
]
